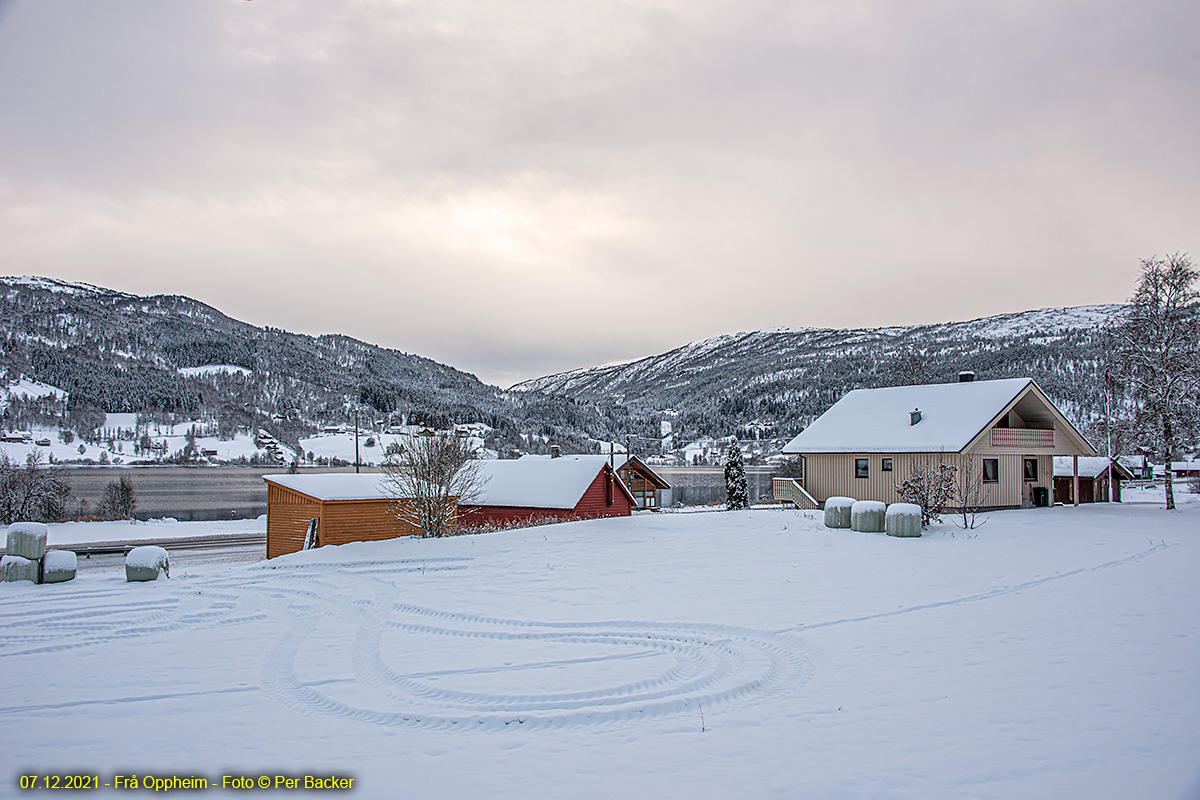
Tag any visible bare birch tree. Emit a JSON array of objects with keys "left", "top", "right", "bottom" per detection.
[
  {"left": 380, "top": 431, "right": 486, "bottom": 537},
  {"left": 1110, "top": 253, "right": 1200, "bottom": 510}
]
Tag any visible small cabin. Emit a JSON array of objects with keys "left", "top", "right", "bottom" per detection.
[{"left": 263, "top": 473, "right": 422, "bottom": 558}]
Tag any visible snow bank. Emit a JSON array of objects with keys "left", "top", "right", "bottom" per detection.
[
  {"left": 850, "top": 500, "right": 886, "bottom": 533},
  {"left": 823, "top": 496, "right": 855, "bottom": 529},
  {"left": 125, "top": 546, "right": 169, "bottom": 581},
  {"left": 6, "top": 521, "right": 48, "bottom": 559},
  {"left": 42, "top": 550, "right": 77, "bottom": 583}
]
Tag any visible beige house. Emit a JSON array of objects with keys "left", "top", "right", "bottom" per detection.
[{"left": 779, "top": 377, "right": 1096, "bottom": 510}]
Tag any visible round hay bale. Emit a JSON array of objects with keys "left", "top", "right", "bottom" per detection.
[
  {"left": 851, "top": 500, "right": 886, "bottom": 532},
  {"left": 1, "top": 554, "right": 39, "bottom": 583},
  {"left": 43, "top": 550, "right": 78, "bottom": 584},
  {"left": 886, "top": 503, "right": 923, "bottom": 538},
  {"left": 5, "top": 522, "right": 48, "bottom": 560},
  {"left": 823, "top": 496, "right": 855, "bottom": 529},
  {"left": 125, "top": 546, "right": 169, "bottom": 582}
]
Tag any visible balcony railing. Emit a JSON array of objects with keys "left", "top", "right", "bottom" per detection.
[{"left": 990, "top": 428, "right": 1055, "bottom": 448}]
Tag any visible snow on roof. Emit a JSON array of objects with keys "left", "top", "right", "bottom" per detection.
[
  {"left": 265, "top": 473, "right": 392, "bottom": 501},
  {"left": 472, "top": 455, "right": 626, "bottom": 509},
  {"left": 782, "top": 378, "right": 1034, "bottom": 454},
  {"left": 1053, "top": 457, "right": 1124, "bottom": 479},
  {"left": 265, "top": 456, "right": 628, "bottom": 508}
]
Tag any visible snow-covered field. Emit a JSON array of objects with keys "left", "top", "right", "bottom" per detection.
[{"left": 2, "top": 497, "right": 1198, "bottom": 799}]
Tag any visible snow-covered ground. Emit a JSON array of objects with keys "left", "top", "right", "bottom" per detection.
[{"left": 2, "top": 497, "right": 1197, "bottom": 798}]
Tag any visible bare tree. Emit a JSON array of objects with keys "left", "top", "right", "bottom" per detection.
[
  {"left": 0, "top": 451, "right": 72, "bottom": 524},
  {"left": 1110, "top": 253, "right": 1200, "bottom": 510},
  {"left": 380, "top": 431, "right": 486, "bottom": 537},
  {"left": 97, "top": 475, "right": 137, "bottom": 520},
  {"left": 774, "top": 456, "right": 805, "bottom": 481},
  {"left": 954, "top": 458, "right": 989, "bottom": 530},
  {"left": 896, "top": 456, "right": 957, "bottom": 529}
]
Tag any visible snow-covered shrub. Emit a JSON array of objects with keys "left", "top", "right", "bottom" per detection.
[
  {"left": 724, "top": 443, "right": 749, "bottom": 510},
  {"left": 824, "top": 496, "right": 855, "bottom": 529},
  {"left": 850, "top": 501, "right": 886, "bottom": 532},
  {"left": 6, "top": 521, "right": 48, "bottom": 560},
  {"left": 125, "top": 546, "right": 169, "bottom": 582},
  {"left": 1, "top": 554, "right": 38, "bottom": 583},
  {"left": 896, "top": 458, "right": 957, "bottom": 528},
  {"left": 886, "top": 503, "right": 923, "bottom": 538},
  {"left": 42, "top": 550, "right": 77, "bottom": 583}
]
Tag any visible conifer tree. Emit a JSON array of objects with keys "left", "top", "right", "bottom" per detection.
[{"left": 724, "top": 441, "right": 749, "bottom": 510}]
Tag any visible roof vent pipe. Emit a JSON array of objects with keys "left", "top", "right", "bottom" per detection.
[
  {"left": 550, "top": 445, "right": 560, "bottom": 458},
  {"left": 958, "top": 371, "right": 976, "bottom": 383},
  {"left": 910, "top": 409, "right": 922, "bottom": 426}
]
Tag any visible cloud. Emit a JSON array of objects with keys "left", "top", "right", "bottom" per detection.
[{"left": 1, "top": 0, "right": 1197, "bottom": 386}]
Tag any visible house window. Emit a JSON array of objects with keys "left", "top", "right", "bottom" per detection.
[
  {"left": 1023, "top": 458, "right": 1038, "bottom": 482},
  {"left": 855, "top": 458, "right": 869, "bottom": 479},
  {"left": 982, "top": 458, "right": 999, "bottom": 483},
  {"left": 881, "top": 458, "right": 893, "bottom": 471}
]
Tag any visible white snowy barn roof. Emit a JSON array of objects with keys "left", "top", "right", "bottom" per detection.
[
  {"left": 264, "top": 473, "right": 392, "bottom": 501},
  {"left": 471, "top": 455, "right": 634, "bottom": 509},
  {"left": 782, "top": 378, "right": 1095, "bottom": 455},
  {"left": 266, "top": 456, "right": 635, "bottom": 509},
  {"left": 1053, "top": 457, "right": 1133, "bottom": 479}
]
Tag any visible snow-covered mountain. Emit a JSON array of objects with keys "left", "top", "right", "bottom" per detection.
[
  {"left": 2, "top": 275, "right": 1125, "bottom": 454},
  {"left": 512, "top": 305, "right": 1124, "bottom": 440},
  {"left": 0, "top": 276, "right": 634, "bottom": 456}
]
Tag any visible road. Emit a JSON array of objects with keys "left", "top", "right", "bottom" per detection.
[{"left": 67, "top": 534, "right": 267, "bottom": 576}]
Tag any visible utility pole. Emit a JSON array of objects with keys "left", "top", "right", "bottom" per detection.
[{"left": 354, "top": 408, "right": 360, "bottom": 474}]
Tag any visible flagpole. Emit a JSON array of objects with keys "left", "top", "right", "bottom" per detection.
[{"left": 1105, "top": 367, "right": 1114, "bottom": 503}]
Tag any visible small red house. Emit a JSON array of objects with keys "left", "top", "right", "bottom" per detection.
[{"left": 460, "top": 455, "right": 634, "bottom": 528}]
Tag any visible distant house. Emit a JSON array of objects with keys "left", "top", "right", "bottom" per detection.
[
  {"left": 461, "top": 455, "right": 635, "bottom": 527},
  {"left": 780, "top": 376, "right": 1096, "bottom": 509},
  {"left": 1168, "top": 460, "right": 1200, "bottom": 479},
  {"left": 608, "top": 454, "right": 671, "bottom": 509},
  {"left": 1053, "top": 457, "right": 1134, "bottom": 504}
]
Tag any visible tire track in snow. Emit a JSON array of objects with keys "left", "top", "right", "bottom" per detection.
[
  {"left": 262, "top": 600, "right": 817, "bottom": 731},
  {"left": 778, "top": 541, "right": 1173, "bottom": 634}
]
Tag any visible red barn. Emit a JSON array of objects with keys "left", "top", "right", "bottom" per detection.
[{"left": 460, "top": 455, "right": 634, "bottom": 528}]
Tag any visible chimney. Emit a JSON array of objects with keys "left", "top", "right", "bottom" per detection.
[
  {"left": 550, "top": 445, "right": 560, "bottom": 459},
  {"left": 958, "top": 370, "right": 976, "bottom": 383},
  {"left": 910, "top": 409, "right": 922, "bottom": 426}
]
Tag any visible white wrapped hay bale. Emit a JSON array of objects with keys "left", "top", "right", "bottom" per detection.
[
  {"left": 886, "top": 503, "right": 923, "bottom": 538},
  {"left": 42, "top": 550, "right": 78, "bottom": 584},
  {"left": 2, "top": 554, "right": 39, "bottom": 583},
  {"left": 823, "top": 496, "right": 855, "bottom": 529},
  {"left": 851, "top": 500, "right": 886, "bottom": 532},
  {"left": 125, "top": 546, "right": 169, "bottom": 582},
  {"left": 6, "top": 522, "right": 48, "bottom": 560}
]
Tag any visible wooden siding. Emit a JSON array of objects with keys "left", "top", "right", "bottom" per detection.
[
  {"left": 266, "top": 484, "right": 420, "bottom": 558},
  {"left": 990, "top": 428, "right": 1055, "bottom": 448},
  {"left": 266, "top": 483, "right": 321, "bottom": 559},
  {"left": 798, "top": 452, "right": 1052, "bottom": 510}
]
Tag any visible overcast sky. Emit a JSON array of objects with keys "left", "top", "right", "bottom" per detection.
[{"left": 1, "top": 1, "right": 1197, "bottom": 387}]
